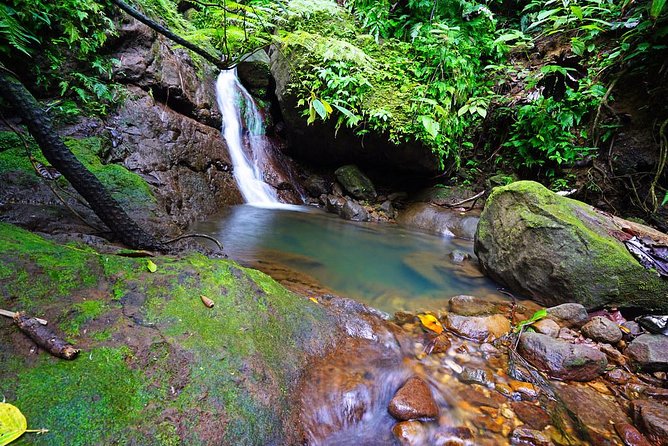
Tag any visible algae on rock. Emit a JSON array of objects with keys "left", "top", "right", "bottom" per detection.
[{"left": 474, "top": 181, "right": 668, "bottom": 311}]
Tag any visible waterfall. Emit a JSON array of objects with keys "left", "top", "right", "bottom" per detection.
[{"left": 215, "top": 69, "right": 281, "bottom": 206}]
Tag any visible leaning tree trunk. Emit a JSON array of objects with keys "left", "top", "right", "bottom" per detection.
[{"left": 0, "top": 72, "right": 165, "bottom": 251}]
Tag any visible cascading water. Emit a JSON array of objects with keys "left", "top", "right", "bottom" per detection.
[{"left": 216, "top": 69, "right": 281, "bottom": 206}]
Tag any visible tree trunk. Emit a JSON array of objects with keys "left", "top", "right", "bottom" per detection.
[{"left": 0, "top": 71, "right": 165, "bottom": 251}]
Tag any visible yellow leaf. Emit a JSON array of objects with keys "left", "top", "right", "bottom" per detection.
[
  {"left": 200, "top": 295, "right": 214, "bottom": 308},
  {"left": 417, "top": 314, "right": 443, "bottom": 334},
  {"left": 309, "top": 297, "right": 318, "bottom": 304},
  {"left": 146, "top": 259, "right": 157, "bottom": 273},
  {"left": 0, "top": 403, "right": 27, "bottom": 446}
]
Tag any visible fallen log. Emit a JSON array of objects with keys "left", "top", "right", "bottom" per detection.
[{"left": 13, "top": 313, "right": 80, "bottom": 360}]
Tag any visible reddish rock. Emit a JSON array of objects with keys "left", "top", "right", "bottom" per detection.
[
  {"left": 632, "top": 399, "right": 668, "bottom": 445},
  {"left": 444, "top": 313, "right": 511, "bottom": 342},
  {"left": 532, "top": 318, "right": 560, "bottom": 337},
  {"left": 392, "top": 421, "right": 427, "bottom": 446},
  {"left": 519, "top": 332, "right": 607, "bottom": 381},
  {"left": 389, "top": 377, "right": 439, "bottom": 421},
  {"left": 614, "top": 422, "right": 652, "bottom": 446},
  {"left": 546, "top": 303, "right": 588, "bottom": 328},
  {"left": 448, "top": 294, "right": 506, "bottom": 316},
  {"left": 582, "top": 316, "right": 623, "bottom": 343},
  {"left": 510, "top": 401, "right": 551, "bottom": 430},
  {"left": 510, "top": 427, "right": 553, "bottom": 446}
]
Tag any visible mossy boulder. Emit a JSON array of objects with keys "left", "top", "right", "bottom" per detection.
[
  {"left": 474, "top": 181, "right": 668, "bottom": 311},
  {"left": 334, "top": 165, "right": 376, "bottom": 201},
  {"left": 0, "top": 223, "right": 339, "bottom": 445}
]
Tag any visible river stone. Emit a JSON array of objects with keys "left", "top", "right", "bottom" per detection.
[
  {"left": 340, "top": 199, "right": 370, "bottom": 222},
  {"left": 510, "top": 428, "right": 552, "bottom": 446},
  {"left": 448, "top": 295, "right": 498, "bottom": 316},
  {"left": 518, "top": 332, "right": 607, "bottom": 381},
  {"left": 614, "top": 422, "right": 652, "bottom": 446},
  {"left": 388, "top": 377, "right": 439, "bottom": 421},
  {"left": 532, "top": 318, "right": 560, "bottom": 337},
  {"left": 474, "top": 181, "right": 668, "bottom": 311},
  {"left": 458, "top": 368, "right": 493, "bottom": 387},
  {"left": 546, "top": 303, "right": 589, "bottom": 328},
  {"left": 392, "top": 421, "right": 427, "bottom": 446},
  {"left": 632, "top": 399, "right": 668, "bottom": 445},
  {"left": 444, "top": 314, "right": 511, "bottom": 342},
  {"left": 625, "top": 334, "right": 668, "bottom": 371},
  {"left": 397, "top": 202, "right": 480, "bottom": 238},
  {"left": 510, "top": 402, "right": 551, "bottom": 430},
  {"left": 334, "top": 165, "right": 377, "bottom": 201},
  {"left": 582, "top": 316, "right": 623, "bottom": 343}
]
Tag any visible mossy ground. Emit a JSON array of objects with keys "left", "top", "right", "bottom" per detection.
[{"left": 0, "top": 223, "right": 337, "bottom": 445}]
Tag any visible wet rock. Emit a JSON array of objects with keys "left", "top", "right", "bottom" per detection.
[
  {"left": 448, "top": 295, "right": 500, "bottom": 316},
  {"left": 626, "top": 334, "right": 668, "bottom": 371},
  {"left": 614, "top": 422, "right": 652, "bottom": 446},
  {"left": 598, "top": 343, "right": 627, "bottom": 365},
  {"left": 510, "top": 401, "right": 551, "bottom": 430},
  {"left": 622, "top": 321, "right": 644, "bottom": 338},
  {"left": 546, "top": 303, "right": 589, "bottom": 328},
  {"left": 637, "top": 315, "right": 668, "bottom": 335},
  {"left": 474, "top": 181, "right": 668, "bottom": 311},
  {"left": 448, "top": 250, "right": 471, "bottom": 264},
  {"left": 397, "top": 202, "right": 480, "bottom": 238},
  {"left": 323, "top": 194, "right": 346, "bottom": 214},
  {"left": 392, "top": 421, "right": 427, "bottom": 446},
  {"left": 394, "top": 311, "right": 416, "bottom": 325},
  {"left": 510, "top": 427, "right": 553, "bottom": 446},
  {"left": 532, "top": 318, "right": 560, "bottom": 337},
  {"left": 340, "top": 199, "right": 370, "bottom": 222},
  {"left": 606, "top": 368, "right": 633, "bottom": 384},
  {"left": 428, "top": 334, "right": 451, "bottom": 354},
  {"left": 444, "top": 314, "right": 511, "bottom": 342},
  {"left": 236, "top": 49, "right": 272, "bottom": 95},
  {"left": 388, "top": 377, "right": 439, "bottom": 421},
  {"left": 334, "top": 165, "right": 376, "bottom": 201},
  {"left": 304, "top": 174, "right": 330, "bottom": 197},
  {"left": 582, "top": 316, "right": 623, "bottom": 343},
  {"left": 380, "top": 200, "right": 394, "bottom": 215},
  {"left": 632, "top": 399, "right": 668, "bottom": 445},
  {"left": 508, "top": 380, "right": 537, "bottom": 398},
  {"left": 458, "top": 368, "right": 493, "bottom": 387},
  {"left": 519, "top": 332, "right": 607, "bottom": 381}
]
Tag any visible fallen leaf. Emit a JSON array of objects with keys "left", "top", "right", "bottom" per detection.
[
  {"left": 0, "top": 403, "right": 27, "bottom": 445},
  {"left": 146, "top": 259, "right": 157, "bottom": 273},
  {"left": 309, "top": 297, "right": 318, "bottom": 304},
  {"left": 417, "top": 314, "right": 444, "bottom": 334},
  {"left": 200, "top": 295, "right": 214, "bottom": 308}
]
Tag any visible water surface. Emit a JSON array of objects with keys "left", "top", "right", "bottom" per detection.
[{"left": 193, "top": 205, "right": 500, "bottom": 313}]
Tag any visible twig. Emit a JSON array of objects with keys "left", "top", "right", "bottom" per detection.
[
  {"left": 164, "top": 233, "right": 223, "bottom": 250},
  {"left": 437, "top": 190, "right": 486, "bottom": 209},
  {"left": 0, "top": 309, "right": 47, "bottom": 325}
]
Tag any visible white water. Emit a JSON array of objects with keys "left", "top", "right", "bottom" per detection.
[{"left": 215, "top": 69, "right": 281, "bottom": 206}]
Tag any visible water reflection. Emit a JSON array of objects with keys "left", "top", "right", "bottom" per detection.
[{"left": 193, "top": 205, "right": 500, "bottom": 313}]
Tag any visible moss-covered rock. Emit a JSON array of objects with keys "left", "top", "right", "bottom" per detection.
[
  {"left": 0, "top": 223, "right": 338, "bottom": 445},
  {"left": 474, "top": 181, "right": 668, "bottom": 311}
]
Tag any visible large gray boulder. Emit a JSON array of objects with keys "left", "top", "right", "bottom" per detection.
[{"left": 474, "top": 181, "right": 668, "bottom": 311}]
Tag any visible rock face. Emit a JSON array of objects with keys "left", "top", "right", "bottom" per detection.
[
  {"left": 581, "top": 316, "right": 623, "bottom": 343},
  {"left": 625, "top": 334, "right": 668, "bottom": 371},
  {"left": 334, "top": 165, "right": 377, "bottom": 201},
  {"left": 388, "top": 377, "right": 439, "bottom": 421},
  {"left": 518, "top": 332, "right": 607, "bottom": 381},
  {"left": 474, "top": 181, "right": 668, "bottom": 311}
]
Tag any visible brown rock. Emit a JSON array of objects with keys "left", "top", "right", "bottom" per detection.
[
  {"left": 511, "top": 427, "right": 553, "bottom": 446},
  {"left": 614, "top": 422, "right": 652, "bottom": 446},
  {"left": 444, "top": 313, "right": 510, "bottom": 342},
  {"left": 632, "top": 399, "right": 668, "bottom": 445},
  {"left": 389, "top": 377, "right": 439, "bottom": 421},
  {"left": 519, "top": 332, "right": 607, "bottom": 381},
  {"left": 582, "top": 316, "right": 623, "bottom": 343},
  {"left": 556, "top": 384, "right": 630, "bottom": 438},
  {"left": 448, "top": 294, "right": 505, "bottom": 316},
  {"left": 599, "top": 343, "right": 627, "bottom": 366},
  {"left": 547, "top": 303, "right": 589, "bottom": 328},
  {"left": 510, "top": 401, "right": 551, "bottom": 430},
  {"left": 392, "top": 420, "right": 427, "bottom": 446},
  {"left": 626, "top": 334, "right": 668, "bottom": 371},
  {"left": 428, "top": 334, "right": 451, "bottom": 354},
  {"left": 532, "top": 318, "right": 560, "bottom": 337}
]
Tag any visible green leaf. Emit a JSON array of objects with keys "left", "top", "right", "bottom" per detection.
[
  {"left": 0, "top": 403, "right": 27, "bottom": 446},
  {"left": 514, "top": 308, "right": 548, "bottom": 333},
  {"left": 320, "top": 98, "right": 333, "bottom": 114},
  {"left": 311, "top": 99, "right": 327, "bottom": 120},
  {"left": 662, "top": 191, "right": 668, "bottom": 206},
  {"left": 651, "top": 0, "right": 667, "bottom": 18},
  {"left": 570, "top": 5, "right": 583, "bottom": 20},
  {"left": 146, "top": 259, "right": 157, "bottom": 273},
  {"left": 420, "top": 116, "right": 440, "bottom": 138}
]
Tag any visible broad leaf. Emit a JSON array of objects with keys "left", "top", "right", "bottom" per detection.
[
  {"left": 146, "top": 259, "right": 157, "bottom": 273},
  {"left": 420, "top": 116, "right": 440, "bottom": 138},
  {"left": 0, "top": 403, "right": 27, "bottom": 446},
  {"left": 651, "top": 0, "right": 667, "bottom": 18},
  {"left": 311, "top": 99, "right": 327, "bottom": 119}
]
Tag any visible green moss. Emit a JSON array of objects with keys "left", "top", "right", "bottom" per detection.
[
  {"left": 60, "top": 300, "right": 109, "bottom": 337},
  {"left": 0, "top": 131, "right": 47, "bottom": 178},
  {"left": 3, "top": 347, "right": 148, "bottom": 446},
  {"left": 0, "top": 224, "right": 336, "bottom": 445}
]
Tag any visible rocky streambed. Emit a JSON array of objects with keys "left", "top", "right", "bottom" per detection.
[{"left": 297, "top": 295, "right": 668, "bottom": 446}]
